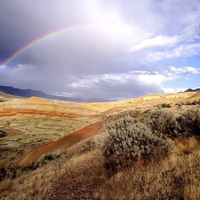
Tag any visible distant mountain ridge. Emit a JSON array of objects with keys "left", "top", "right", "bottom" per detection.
[
  {"left": 0, "top": 85, "right": 107, "bottom": 102},
  {"left": 184, "top": 88, "right": 200, "bottom": 92}
]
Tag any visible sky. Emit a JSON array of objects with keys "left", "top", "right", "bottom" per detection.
[{"left": 0, "top": 0, "right": 200, "bottom": 100}]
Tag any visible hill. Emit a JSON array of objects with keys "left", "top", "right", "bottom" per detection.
[
  {"left": 0, "top": 85, "right": 107, "bottom": 102},
  {"left": 184, "top": 88, "right": 200, "bottom": 92},
  {"left": 0, "top": 91, "right": 17, "bottom": 102},
  {"left": 183, "top": 92, "right": 200, "bottom": 102},
  {"left": 1, "top": 91, "right": 200, "bottom": 199},
  {"left": 0, "top": 95, "right": 114, "bottom": 168},
  {"left": 0, "top": 91, "right": 198, "bottom": 168}
]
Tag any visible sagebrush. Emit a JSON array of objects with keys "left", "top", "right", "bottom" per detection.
[
  {"left": 147, "top": 109, "right": 177, "bottom": 137},
  {"left": 103, "top": 115, "right": 173, "bottom": 175},
  {"left": 176, "top": 109, "right": 200, "bottom": 137}
]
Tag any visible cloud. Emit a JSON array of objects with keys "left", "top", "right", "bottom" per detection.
[
  {"left": 129, "top": 35, "right": 179, "bottom": 52},
  {"left": 59, "top": 72, "right": 164, "bottom": 100},
  {"left": 0, "top": 0, "right": 200, "bottom": 100},
  {"left": 146, "top": 43, "right": 200, "bottom": 62},
  {"left": 166, "top": 66, "right": 200, "bottom": 76}
]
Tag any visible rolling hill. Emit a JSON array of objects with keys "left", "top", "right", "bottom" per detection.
[
  {"left": 0, "top": 90, "right": 199, "bottom": 168},
  {"left": 1, "top": 90, "right": 200, "bottom": 199},
  {"left": 0, "top": 85, "right": 107, "bottom": 102}
]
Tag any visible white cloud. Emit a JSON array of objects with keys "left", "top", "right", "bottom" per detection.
[
  {"left": 165, "top": 66, "right": 200, "bottom": 76},
  {"left": 161, "top": 87, "right": 187, "bottom": 94},
  {"left": 137, "top": 74, "right": 176, "bottom": 85},
  {"left": 147, "top": 43, "right": 200, "bottom": 62},
  {"left": 129, "top": 35, "right": 179, "bottom": 52}
]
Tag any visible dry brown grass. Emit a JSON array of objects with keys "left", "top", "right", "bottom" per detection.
[
  {"left": 95, "top": 138, "right": 200, "bottom": 200},
  {"left": 0, "top": 164, "right": 56, "bottom": 200},
  {"left": 1, "top": 138, "right": 200, "bottom": 199},
  {"left": 0, "top": 149, "right": 106, "bottom": 200}
]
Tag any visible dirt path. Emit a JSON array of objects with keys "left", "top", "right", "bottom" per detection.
[{"left": 14, "top": 122, "right": 103, "bottom": 166}]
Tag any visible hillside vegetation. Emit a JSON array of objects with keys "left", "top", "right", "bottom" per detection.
[{"left": 0, "top": 91, "right": 200, "bottom": 199}]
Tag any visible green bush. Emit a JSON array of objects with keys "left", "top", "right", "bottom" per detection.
[
  {"left": 176, "top": 109, "right": 200, "bottom": 137},
  {"left": 103, "top": 116, "right": 173, "bottom": 175},
  {"left": 147, "top": 109, "right": 177, "bottom": 137}
]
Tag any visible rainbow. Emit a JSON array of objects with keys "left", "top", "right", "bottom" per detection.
[{"left": 0, "top": 24, "right": 95, "bottom": 70}]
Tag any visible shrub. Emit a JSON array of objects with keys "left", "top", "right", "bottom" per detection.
[
  {"left": 105, "top": 115, "right": 135, "bottom": 130},
  {"left": 176, "top": 103, "right": 182, "bottom": 109},
  {"left": 176, "top": 109, "right": 200, "bottom": 137},
  {"left": 185, "top": 101, "right": 193, "bottom": 105},
  {"left": 147, "top": 109, "right": 177, "bottom": 137},
  {"left": 33, "top": 152, "right": 61, "bottom": 168},
  {"left": 155, "top": 104, "right": 161, "bottom": 109},
  {"left": 0, "top": 130, "right": 6, "bottom": 137},
  {"left": 161, "top": 103, "right": 171, "bottom": 108},
  {"left": 0, "top": 164, "right": 27, "bottom": 181},
  {"left": 0, "top": 167, "right": 6, "bottom": 181},
  {"left": 103, "top": 116, "right": 173, "bottom": 175},
  {"left": 192, "top": 100, "right": 198, "bottom": 105}
]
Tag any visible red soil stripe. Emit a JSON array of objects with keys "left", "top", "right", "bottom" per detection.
[
  {"left": 15, "top": 122, "right": 102, "bottom": 167},
  {"left": 0, "top": 109, "right": 79, "bottom": 118}
]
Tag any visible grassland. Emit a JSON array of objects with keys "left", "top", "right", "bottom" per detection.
[
  {"left": 0, "top": 97, "right": 111, "bottom": 167},
  {"left": 1, "top": 138, "right": 200, "bottom": 200},
  {"left": 0, "top": 92, "right": 200, "bottom": 199}
]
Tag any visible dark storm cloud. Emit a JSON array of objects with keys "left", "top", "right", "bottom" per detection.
[
  {"left": 0, "top": 0, "right": 131, "bottom": 73},
  {"left": 59, "top": 72, "right": 164, "bottom": 100}
]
